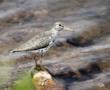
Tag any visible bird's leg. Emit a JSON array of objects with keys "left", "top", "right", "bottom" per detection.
[
  {"left": 39, "top": 50, "right": 43, "bottom": 66},
  {"left": 39, "top": 45, "right": 52, "bottom": 65},
  {"left": 33, "top": 53, "right": 38, "bottom": 66},
  {"left": 34, "top": 56, "right": 38, "bottom": 66},
  {"left": 31, "top": 52, "right": 38, "bottom": 67},
  {"left": 39, "top": 49, "right": 47, "bottom": 66}
]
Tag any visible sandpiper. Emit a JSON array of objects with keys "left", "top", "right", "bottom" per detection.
[{"left": 11, "top": 22, "right": 72, "bottom": 65}]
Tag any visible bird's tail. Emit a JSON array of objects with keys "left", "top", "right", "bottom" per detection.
[{"left": 10, "top": 50, "right": 21, "bottom": 53}]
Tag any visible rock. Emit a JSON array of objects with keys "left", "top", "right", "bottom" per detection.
[
  {"left": 0, "top": 0, "right": 110, "bottom": 90},
  {"left": 32, "top": 71, "right": 56, "bottom": 90},
  {"left": 66, "top": 20, "right": 110, "bottom": 46}
]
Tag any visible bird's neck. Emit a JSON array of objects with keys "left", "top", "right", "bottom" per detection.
[
  {"left": 51, "top": 29, "right": 58, "bottom": 41},
  {"left": 52, "top": 29, "right": 58, "bottom": 35},
  {"left": 51, "top": 29, "right": 58, "bottom": 38}
]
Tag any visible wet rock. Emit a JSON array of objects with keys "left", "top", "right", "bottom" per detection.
[
  {"left": 31, "top": 65, "right": 64, "bottom": 90},
  {"left": 66, "top": 20, "right": 110, "bottom": 46},
  {"left": 32, "top": 71, "right": 54, "bottom": 90},
  {"left": 0, "top": 0, "right": 110, "bottom": 90}
]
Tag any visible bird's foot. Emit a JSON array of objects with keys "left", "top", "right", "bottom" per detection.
[{"left": 35, "top": 64, "right": 46, "bottom": 71}]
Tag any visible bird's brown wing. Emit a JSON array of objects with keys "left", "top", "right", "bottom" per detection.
[{"left": 11, "top": 31, "right": 52, "bottom": 52}]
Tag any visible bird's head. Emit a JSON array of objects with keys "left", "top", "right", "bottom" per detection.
[
  {"left": 54, "top": 22, "right": 64, "bottom": 31},
  {"left": 54, "top": 22, "right": 72, "bottom": 31}
]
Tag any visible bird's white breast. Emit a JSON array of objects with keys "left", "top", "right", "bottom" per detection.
[{"left": 51, "top": 30, "right": 58, "bottom": 40}]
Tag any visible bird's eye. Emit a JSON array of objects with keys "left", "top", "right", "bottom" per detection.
[{"left": 59, "top": 24, "right": 61, "bottom": 26}]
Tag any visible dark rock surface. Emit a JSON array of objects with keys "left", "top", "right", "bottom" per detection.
[{"left": 0, "top": 0, "right": 110, "bottom": 90}]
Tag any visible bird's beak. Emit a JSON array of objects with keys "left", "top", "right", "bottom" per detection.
[{"left": 64, "top": 26, "right": 73, "bottom": 31}]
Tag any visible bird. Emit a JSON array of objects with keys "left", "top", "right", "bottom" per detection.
[{"left": 11, "top": 22, "right": 72, "bottom": 66}]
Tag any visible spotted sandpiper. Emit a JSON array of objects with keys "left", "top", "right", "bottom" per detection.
[{"left": 11, "top": 22, "right": 72, "bottom": 65}]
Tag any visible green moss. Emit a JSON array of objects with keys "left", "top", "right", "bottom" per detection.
[
  {"left": 0, "top": 58, "right": 15, "bottom": 87},
  {"left": 0, "top": 66, "right": 12, "bottom": 86},
  {"left": 12, "top": 71, "right": 35, "bottom": 90}
]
